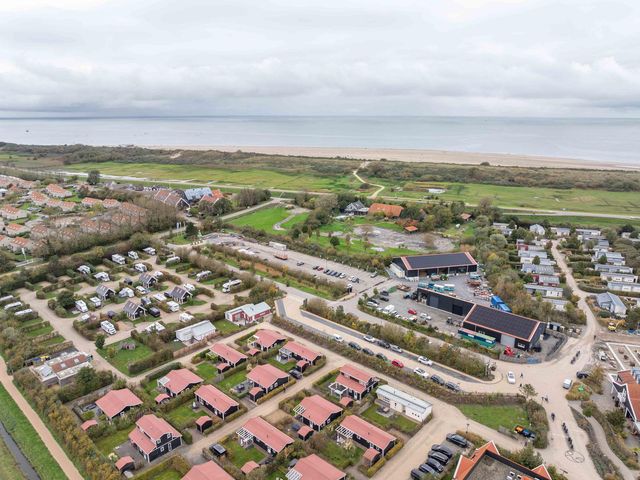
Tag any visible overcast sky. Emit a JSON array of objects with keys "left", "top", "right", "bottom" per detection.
[{"left": 1, "top": 0, "right": 639, "bottom": 117}]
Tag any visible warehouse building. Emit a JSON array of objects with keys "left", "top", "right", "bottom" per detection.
[
  {"left": 416, "top": 289, "right": 475, "bottom": 317},
  {"left": 390, "top": 252, "right": 478, "bottom": 279}
]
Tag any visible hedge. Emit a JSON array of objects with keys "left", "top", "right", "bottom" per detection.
[
  {"left": 128, "top": 348, "right": 173, "bottom": 375},
  {"left": 256, "top": 379, "right": 296, "bottom": 404}
]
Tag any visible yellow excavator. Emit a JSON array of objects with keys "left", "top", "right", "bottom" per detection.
[{"left": 608, "top": 319, "right": 625, "bottom": 331}]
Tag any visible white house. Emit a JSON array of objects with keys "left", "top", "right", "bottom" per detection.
[
  {"left": 524, "top": 284, "right": 563, "bottom": 298},
  {"left": 596, "top": 292, "right": 627, "bottom": 317},
  {"left": 175, "top": 320, "right": 216, "bottom": 343},
  {"left": 529, "top": 224, "right": 546, "bottom": 236},
  {"left": 224, "top": 302, "right": 272, "bottom": 326},
  {"left": 375, "top": 384, "right": 432, "bottom": 422},
  {"left": 608, "top": 282, "right": 640, "bottom": 293},
  {"left": 600, "top": 272, "right": 638, "bottom": 283}
]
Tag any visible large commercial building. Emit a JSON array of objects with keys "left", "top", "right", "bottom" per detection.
[{"left": 390, "top": 252, "right": 477, "bottom": 279}]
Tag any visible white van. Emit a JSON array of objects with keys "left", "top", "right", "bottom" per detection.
[
  {"left": 222, "top": 279, "right": 242, "bottom": 293},
  {"left": 100, "top": 320, "right": 116, "bottom": 335},
  {"left": 128, "top": 251, "right": 139, "bottom": 260},
  {"left": 563, "top": 378, "right": 573, "bottom": 390},
  {"left": 89, "top": 297, "right": 102, "bottom": 308}
]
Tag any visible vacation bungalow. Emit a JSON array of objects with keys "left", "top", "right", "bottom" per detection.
[
  {"left": 287, "top": 455, "right": 346, "bottom": 480},
  {"left": 278, "top": 341, "right": 322, "bottom": 372},
  {"left": 210, "top": 343, "right": 247, "bottom": 371},
  {"left": 157, "top": 368, "right": 203, "bottom": 397},
  {"left": 96, "top": 388, "right": 143, "bottom": 420},
  {"left": 129, "top": 414, "right": 182, "bottom": 463},
  {"left": 123, "top": 300, "right": 146, "bottom": 320},
  {"left": 224, "top": 302, "right": 272, "bottom": 326},
  {"left": 236, "top": 417, "right": 293, "bottom": 455},
  {"left": 175, "top": 320, "right": 216, "bottom": 343},
  {"left": 250, "top": 330, "right": 286, "bottom": 351},
  {"left": 195, "top": 384, "right": 239, "bottom": 419},
  {"left": 168, "top": 285, "right": 192, "bottom": 304},
  {"left": 329, "top": 364, "right": 378, "bottom": 400},
  {"left": 294, "top": 394, "right": 343, "bottom": 431},
  {"left": 337, "top": 415, "right": 397, "bottom": 461},
  {"left": 182, "top": 461, "right": 233, "bottom": 480},
  {"left": 246, "top": 364, "right": 290, "bottom": 401}
]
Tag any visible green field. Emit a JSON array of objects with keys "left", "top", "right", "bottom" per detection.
[
  {"left": 458, "top": 404, "right": 529, "bottom": 432},
  {"left": 195, "top": 362, "right": 219, "bottom": 380},
  {"left": 64, "top": 161, "right": 362, "bottom": 192},
  {"left": 0, "top": 384, "right": 67, "bottom": 480},
  {"left": 93, "top": 427, "right": 130, "bottom": 455},
  {"left": 0, "top": 437, "right": 26, "bottom": 480},
  {"left": 230, "top": 206, "right": 292, "bottom": 233},
  {"left": 98, "top": 339, "right": 155, "bottom": 374}
]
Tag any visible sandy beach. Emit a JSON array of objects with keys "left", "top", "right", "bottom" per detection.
[{"left": 147, "top": 144, "right": 638, "bottom": 171}]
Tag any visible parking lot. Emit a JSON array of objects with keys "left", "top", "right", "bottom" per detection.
[{"left": 205, "top": 233, "right": 384, "bottom": 293}]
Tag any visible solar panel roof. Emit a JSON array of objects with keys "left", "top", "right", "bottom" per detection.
[
  {"left": 464, "top": 305, "right": 540, "bottom": 341},
  {"left": 400, "top": 252, "right": 477, "bottom": 271}
]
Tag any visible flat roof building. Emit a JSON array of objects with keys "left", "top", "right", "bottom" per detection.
[{"left": 391, "top": 252, "right": 477, "bottom": 278}]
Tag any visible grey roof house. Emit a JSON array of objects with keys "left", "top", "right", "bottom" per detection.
[
  {"left": 124, "top": 300, "right": 146, "bottom": 319},
  {"left": 169, "top": 286, "right": 192, "bottom": 304},
  {"left": 596, "top": 292, "right": 627, "bottom": 317}
]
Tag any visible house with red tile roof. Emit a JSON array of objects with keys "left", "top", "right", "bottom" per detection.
[
  {"left": 0, "top": 205, "right": 27, "bottom": 220},
  {"left": 211, "top": 343, "right": 247, "bottom": 371},
  {"left": 10, "top": 236, "right": 35, "bottom": 253},
  {"left": 182, "top": 461, "right": 233, "bottom": 480},
  {"left": 194, "top": 384, "right": 239, "bottom": 419},
  {"left": 294, "top": 394, "right": 343, "bottom": 431},
  {"left": 368, "top": 203, "right": 403, "bottom": 218},
  {"left": 29, "top": 191, "right": 49, "bottom": 206},
  {"left": 46, "top": 184, "right": 72, "bottom": 198},
  {"left": 29, "top": 224, "right": 51, "bottom": 240},
  {"left": 129, "top": 414, "right": 182, "bottom": 463},
  {"left": 336, "top": 415, "right": 397, "bottom": 459},
  {"left": 5, "top": 222, "right": 28, "bottom": 237},
  {"left": 157, "top": 368, "right": 203, "bottom": 397},
  {"left": 81, "top": 197, "right": 103, "bottom": 207},
  {"left": 102, "top": 198, "right": 120, "bottom": 208},
  {"left": 329, "top": 364, "right": 378, "bottom": 400},
  {"left": 225, "top": 302, "right": 272, "bottom": 326},
  {"left": 199, "top": 189, "right": 225, "bottom": 205},
  {"left": 611, "top": 369, "right": 640, "bottom": 431},
  {"left": 0, "top": 235, "right": 10, "bottom": 249},
  {"left": 246, "top": 364, "right": 290, "bottom": 402},
  {"left": 250, "top": 330, "right": 286, "bottom": 351},
  {"left": 236, "top": 416, "right": 293, "bottom": 455},
  {"left": 153, "top": 189, "right": 189, "bottom": 210},
  {"left": 96, "top": 388, "right": 143, "bottom": 420},
  {"left": 452, "top": 441, "right": 550, "bottom": 480},
  {"left": 287, "top": 454, "right": 346, "bottom": 480},
  {"left": 278, "top": 341, "right": 322, "bottom": 371}
]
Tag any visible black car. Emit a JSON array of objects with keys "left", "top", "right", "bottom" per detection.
[
  {"left": 148, "top": 307, "right": 161, "bottom": 317},
  {"left": 376, "top": 339, "right": 391, "bottom": 349},
  {"left": 410, "top": 469, "right": 427, "bottom": 480},
  {"left": 446, "top": 433, "right": 469, "bottom": 448},
  {"left": 425, "top": 458, "right": 444, "bottom": 473},
  {"left": 445, "top": 381, "right": 461, "bottom": 392},
  {"left": 375, "top": 352, "right": 388, "bottom": 362},
  {"left": 289, "top": 369, "right": 303, "bottom": 380},
  {"left": 418, "top": 463, "right": 436, "bottom": 475},
  {"left": 348, "top": 341, "right": 362, "bottom": 351},
  {"left": 378, "top": 295, "right": 389, "bottom": 302},
  {"left": 576, "top": 371, "right": 589, "bottom": 379},
  {"left": 431, "top": 444, "right": 453, "bottom": 458},
  {"left": 430, "top": 374, "right": 445, "bottom": 386},
  {"left": 363, "top": 348, "right": 374, "bottom": 356},
  {"left": 428, "top": 451, "right": 449, "bottom": 465},
  {"left": 209, "top": 443, "right": 226, "bottom": 457}
]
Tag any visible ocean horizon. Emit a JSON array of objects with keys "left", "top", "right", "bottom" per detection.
[{"left": 1, "top": 115, "right": 640, "bottom": 165}]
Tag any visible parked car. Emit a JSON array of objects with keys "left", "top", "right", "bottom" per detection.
[
  {"left": 507, "top": 371, "right": 516, "bottom": 384},
  {"left": 296, "top": 261, "right": 304, "bottom": 266},
  {"left": 430, "top": 374, "right": 445, "bottom": 385},
  {"left": 148, "top": 307, "right": 161, "bottom": 317},
  {"left": 576, "top": 371, "right": 590, "bottom": 379},
  {"left": 363, "top": 335, "right": 376, "bottom": 343},
  {"left": 289, "top": 369, "right": 303, "bottom": 380},
  {"left": 514, "top": 425, "right": 536, "bottom": 439},
  {"left": 418, "top": 356, "right": 433, "bottom": 366},
  {"left": 333, "top": 334, "right": 343, "bottom": 343},
  {"left": 411, "top": 469, "right": 427, "bottom": 480},
  {"left": 445, "top": 381, "right": 461, "bottom": 392},
  {"left": 363, "top": 348, "right": 374, "bottom": 356},
  {"left": 428, "top": 451, "right": 449, "bottom": 465},
  {"left": 391, "top": 359, "right": 404, "bottom": 368},
  {"left": 425, "top": 458, "right": 444, "bottom": 473},
  {"left": 390, "top": 344, "right": 403, "bottom": 353},
  {"left": 376, "top": 339, "right": 391, "bottom": 349},
  {"left": 413, "top": 367, "right": 429, "bottom": 379},
  {"left": 418, "top": 464, "right": 436, "bottom": 475},
  {"left": 348, "top": 341, "right": 362, "bottom": 351},
  {"left": 209, "top": 444, "right": 227, "bottom": 457},
  {"left": 420, "top": 312, "right": 431, "bottom": 320},
  {"left": 408, "top": 308, "right": 417, "bottom": 315},
  {"left": 446, "top": 433, "right": 469, "bottom": 448},
  {"left": 366, "top": 301, "right": 378, "bottom": 308},
  {"left": 375, "top": 352, "right": 388, "bottom": 362},
  {"left": 431, "top": 444, "right": 453, "bottom": 458}
]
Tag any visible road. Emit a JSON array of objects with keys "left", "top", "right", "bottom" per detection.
[{"left": 0, "top": 357, "right": 83, "bottom": 480}]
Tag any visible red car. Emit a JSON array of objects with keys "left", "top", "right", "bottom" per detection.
[
  {"left": 408, "top": 308, "right": 417, "bottom": 315},
  {"left": 391, "top": 359, "right": 404, "bottom": 368}
]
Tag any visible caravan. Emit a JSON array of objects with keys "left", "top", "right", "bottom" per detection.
[
  {"left": 100, "top": 320, "right": 116, "bottom": 335},
  {"left": 222, "top": 279, "right": 242, "bottom": 293}
]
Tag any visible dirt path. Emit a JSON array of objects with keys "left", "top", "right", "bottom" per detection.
[
  {"left": 0, "top": 357, "right": 83, "bottom": 480},
  {"left": 353, "top": 162, "right": 385, "bottom": 199}
]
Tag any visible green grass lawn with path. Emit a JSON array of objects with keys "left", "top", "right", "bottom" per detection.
[
  {"left": 229, "top": 206, "right": 291, "bottom": 233},
  {"left": 195, "top": 362, "right": 219, "bottom": 380},
  {"left": 164, "top": 403, "right": 203, "bottom": 429},
  {"left": 216, "top": 370, "right": 247, "bottom": 393},
  {"left": 222, "top": 438, "right": 265, "bottom": 467},
  {"left": 458, "top": 404, "right": 529, "bottom": 432},
  {"left": 320, "top": 441, "right": 363, "bottom": 469},
  {"left": 267, "top": 356, "right": 296, "bottom": 372},
  {"left": 213, "top": 320, "right": 242, "bottom": 335},
  {"left": 93, "top": 428, "right": 131, "bottom": 455},
  {"left": 98, "top": 339, "right": 155, "bottom": 374},
  {"left": 361, "top": 404, "right": 420, "bottom": 434},
  {"left": 0, "top": 384, "right": 67, "bottom": 480}
]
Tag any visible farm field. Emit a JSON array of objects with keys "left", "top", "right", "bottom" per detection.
[
  {"left": 63, "top": 161, "right": 362, "bottom": 192},
  {"left": 0, "top": 384, "right": 67, "bottom": 480}
]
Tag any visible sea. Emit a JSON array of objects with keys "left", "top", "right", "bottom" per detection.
[{"left": 1, "top": 116, "right": 640, "bottom": 165}]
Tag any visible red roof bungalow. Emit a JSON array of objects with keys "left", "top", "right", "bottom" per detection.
[
  {"left": 211, "top": 343, "right": 247, "bottom": 370},
  {"left": 236, "top": 416, "right": 293, "bottom": 455},
  {"left": 5, "top": 223, "right": 28, "bottom": 237},
  {"left": 288, "top": 454, "right": 346, "bottom": 480},
  {"left": 129, "top": 414, "right": 182, "bottom": 463},
  {"left": 115, "top": 456, "right": 135, "bottom": 474},
  {"left": 329, "top": 364, "right": 378, "bottom": 400},
  {"left": 103, "top": 198, "right": 120, "bottom": 208},
  {"left": 278, "top": 341, "right": 322, "bottom": 370},
  {"left": 157, "top": 368, "right": 203, "bottom": 397},
  {"left": 29, "top": 191, "right": 49, "bottom": 206},
  {"left": 199, "top": 189, "right": 225, "bottom": 205},
  {"left": 96, "top": 388, "right": 143, "bottom": 420},
  {"left": 368, "top": 203, "right": 404, "bottom": 218},
  {"left": 81, "top": 197, "right": 103, "bottom": 207},
  {"left": 250, "top": 330, "right": 286, "bottom": 351},
  {"left": 182, "top": 461, "right": 233, "bottom": 480},
  {"left": 453, "top": 441, "right": 551, "bottom": 480},
  {"left": 294, "top": 394, "right": 343, "bottom": 432},
  {"left": 246, "top": 364, "right": 290, "bottom": 402},
  {"left": 195, "top": 384, "right": 239, "bottom": 419},
  {"left": 336, "top": 415, "right": 397, "bottom": 457},
  {"left": 46, "top": 183, "right": 72, "bottom": 198},
  {"left": 80, "top": 419, "right": 98, "bottom": 431}
]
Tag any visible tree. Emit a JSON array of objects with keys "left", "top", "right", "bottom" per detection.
[
  {"left": 56, "top": 290, "right": 76, "bottom": 309},
  {"left": 184, "top": 221, "right": 198, "bottom": 238},
  {"left": 532, "top": 255, "right": 541, "bottom": 265},
  {"left": 95, "top": 334, "right": 106, "bottom": 350},
  {"left": 200, "top": 197, "right": 233, "bottom": 216},
  {"left": 330, "top": 236, "right": 340, "bottom": 247},
  {"left": 519, "top": 383, "right": 537, "bottom": 401},
  {"left": 87, "top": 170, "right": 101, "bottom": 185}
]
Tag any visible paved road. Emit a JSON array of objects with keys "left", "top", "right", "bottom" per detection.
[{"left": 0, "top": 357, "right": 84, "bottom": 480}]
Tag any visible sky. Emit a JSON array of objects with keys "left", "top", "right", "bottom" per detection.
[{"left": 0, "top": 0, "right": 639, "bottom": 117}]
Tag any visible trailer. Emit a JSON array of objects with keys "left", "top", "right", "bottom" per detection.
[
  {"left": 268, "top": 241, "right": 288, "bottom": 251},
  {"left": 274, "top": 252, "right": 288, "bottom": 261},
  {"left": 490, "top": 295, "right": 511, "bottom": 313}
]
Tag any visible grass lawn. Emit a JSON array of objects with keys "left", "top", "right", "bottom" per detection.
[
  {"left": 361, "top": 404, "right": 419, "bottom": 434},
  {"left": 25, "top": 324, "right": 54, "bottom": 338},
  {"left": 458, "top": 404, "right": 529, "bottom": 432},
  {"left": 0, "top": 436, "right": 26, "bottom": 480},
  {"left": 229, "top": 206, "right": 291, "bottom": 233},
  {"left": 195, "top": 362, "right": 219, "bottom": 380},
  {"left": 320, "top": 440, "right": 363, "bottom": 469},
  {"left": 38, "top": 335, "right": 65, "bottom": 346},
  {"left": 167, "top": 234, "right": 191, "bottom": 245},
  {"left": 266, "top": 356, "right": 296, "bottom": 372},
  {"left": 165, "top": 403, "right": 202, "bottom": 429},
  {"left": 98, "top": 339, "right": 155, "bottom": 374},
  {"left": 216, "top": 370, "right": 247, "bottom": 393},
  {"left": 222, "top": 438, "right": 265, "bottom": 467},
  {"left": 0, "top": 384, "right": 66, "bottom": 480},
  {"left": 213, "top": 320, "right": 242, "bottom": 335},
  {"left": 93, "top": 427, "right": 131, "bottom": 455}
]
